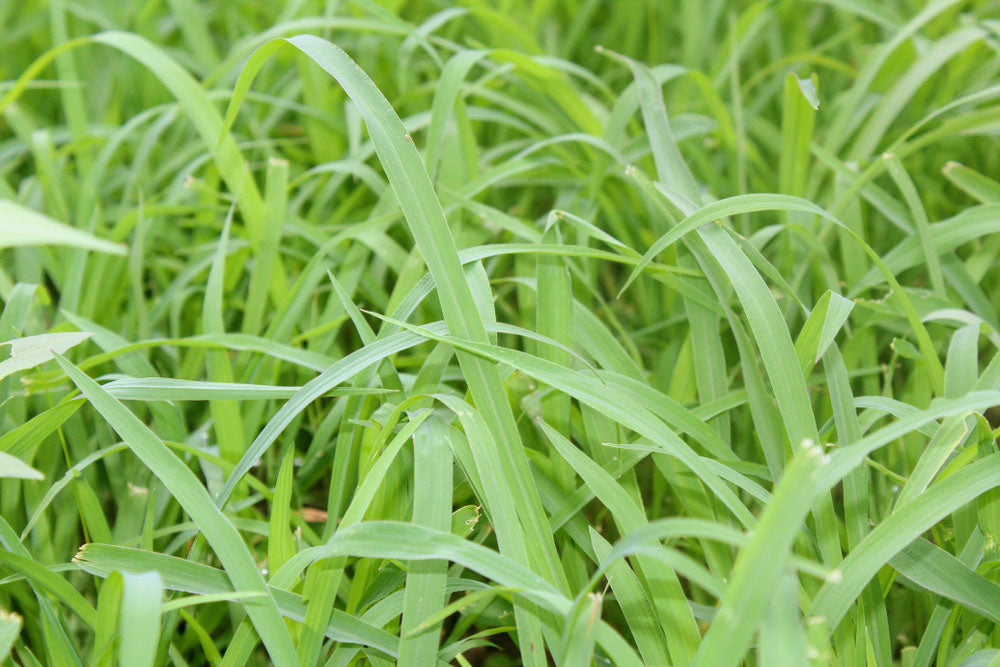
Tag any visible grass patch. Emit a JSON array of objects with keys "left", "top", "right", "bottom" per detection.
[{"left": 3, "top": 1, "right": 1000, "bottom": 664}]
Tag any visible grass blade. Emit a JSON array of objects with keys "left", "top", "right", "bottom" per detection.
[
  {"left": 53, "top": 355, "right": 298, "bottom": 665},
  {"left": 119, "top": 571, "right": 162, "bottom": 667}
]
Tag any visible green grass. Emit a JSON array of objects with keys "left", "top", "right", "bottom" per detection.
[{"left": 2, "top": 0, "right": 1000, "bottom": 664}]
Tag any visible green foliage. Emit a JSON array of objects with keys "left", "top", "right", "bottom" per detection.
[{"left": 2, "top": 0, "right": 1000, "bottom": 664}]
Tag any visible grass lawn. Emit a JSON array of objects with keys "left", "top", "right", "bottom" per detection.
[{"left": 3, "top": 0, "right": 1000, "bottom": 665}]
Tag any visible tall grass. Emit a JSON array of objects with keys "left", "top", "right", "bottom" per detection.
[{"left": 3, "top": 0, "right": 1000, "bottom": 664}]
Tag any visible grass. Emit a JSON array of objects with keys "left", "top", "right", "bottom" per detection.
[{"left": 2, "top": 0, "right": 1000, "bottom": 664}]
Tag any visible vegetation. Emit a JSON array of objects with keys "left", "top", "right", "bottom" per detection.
[{"left": 3, "top": 0, "right": 1000, "bottom": 664}]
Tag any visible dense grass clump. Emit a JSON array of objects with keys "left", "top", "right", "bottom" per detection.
[{"left": 3, "top": 0, "right": 1000, "bottom": 664}]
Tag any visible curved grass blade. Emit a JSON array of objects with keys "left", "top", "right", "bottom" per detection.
[
  {"left": 0, "top": 332, "right": 92, "bottom": 383},
  {"left": 53, "top": 355, "right": 298, "bottom": 666},
  {"left": 0, "top": 452, "right": 43, "bottom": 480},
  {"left": 0, "top": 551, "right": 96, "bottom": 629},
  {"left": 0, "top": 201, "right": 125, "bottom": 255},
  {"left": 811, "top": 454, "right": 1000, "bottom": 629},
  {"left": 892, "top": 537, "right": 1000, "bottom": 625},
  {"left": 219, "top": 39, "right": 569, "bottom": 638},
  {"left": 73, "top": 544, "right": 401, "bottom": 654}
]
